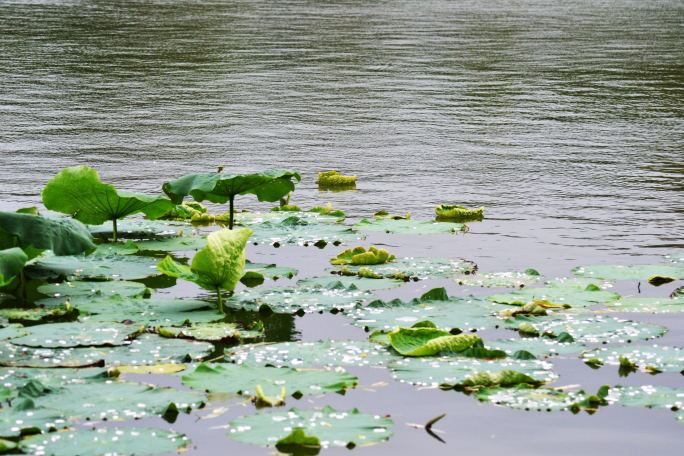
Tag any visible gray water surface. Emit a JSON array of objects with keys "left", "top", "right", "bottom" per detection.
[{"left": 1, "top": 0, "right": 683, "bottom": 455}]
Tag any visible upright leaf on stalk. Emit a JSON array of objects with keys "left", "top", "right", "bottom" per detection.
[
  {"left": 162, "top": 169, "right": 301, "bottom": 229},
  {"left": 157, "top": 228, "right": 253, "bottom": 312},
  {"left": 42, "top": 166, "right": 175, "bottom": 242},
  {"left": 0, "top": 248, "right": 28, "bottom": 287}
]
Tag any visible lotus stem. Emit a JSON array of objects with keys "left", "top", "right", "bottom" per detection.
[
  {"left": 19, "top": 270, "right": 27, "bottom": 302},
  {"left": 112, "top": 218, "right": 118, "bottom": 242},
  {"left": 229, "top": 196, "right": 234, "bottom": 230},
  {"left": 217, "top": 287, "right": 224, "bottom": 313}
]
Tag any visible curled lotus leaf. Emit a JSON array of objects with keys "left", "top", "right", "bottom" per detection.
[
  {"left": 20, "top": 427, "right": 190, "bottom": 456},
  {"left": 484, "top": 337, "right": 586, "bottom": 357},
  {"left": 388, "top": 328, "right": 481, "bottom": 356},
  {"left": 315, "top": 170, "right": 357, "bottom": 186},
  {"left": 488, "top": 284, "right": 620, "bottom": 308},
  {"left": 229, "top": 339, "right": 400, "bottom": 368},
  {"left": 664, "top": 253, "right": 684, "bottom": 265},
  {"left": 297, "top": 275, "right": 403, "bottom": 291},
  {"left": 26, "top": 253, "right": 163, "bottom": 281},
  {"left": 10, "top": 321, "right": 143, "bottom": 348},
  {"left": 182, "top": 363, "right": 357, "bottom": 398},
  {"left": 457, "top": 271, "right": 542, "bottom": 288},
  {"left": 582, "top": 345, "right": 684, "bottom": 373},
  {"left": 0, "top": 399, "right": 72, "bottom": 437},
  {"left": 0, "top": 302, "right": 75, "bottom": 323},
  {"left": 229, "top": 405, "right": 392, "bottom": 449},
  {"left": 572, "top": 264, "right": 684, "bottom": 281},
  {"left": 0, "top": 212, "right": 95, "bottom": 259},
  {"left": 331, "top": 246, "right": 394, "bottom": 265},
  {"left": 435, "top": 204, "right": 485, "bottom": 218},
  {"left": 353, "top": 218, "right": 465, "bottom": 234},
  {"left": 36, "top": 280, "right": 150, "bottom": 308},
  {"left": 388, "top": 357, "right": 557, "bottom": 388},
  {"left": 161, "top": 201, "right": 208, "bottom": 220},
  {"left": 0, "top": 248, "right": 27, "bottom": 287},
  {"left": 249, "top": 216, "right": 365, "bottom": 246},
  {"left": 329, "top": 257, "right": 475, "bottom": 280},
  {"left": 373, "top": 210, "right": 410, "bottom": 220},
  {"left": 87, "top": 219, "right": 193, "bottom": 240},
  {"left": 455, "top": 370, "right": 546, "bottom": 390},
  {"left": 606, "top": 296, "right": 684, "bottom": 313}
]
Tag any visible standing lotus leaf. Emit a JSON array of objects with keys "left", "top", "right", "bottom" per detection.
[
  {"left": 315, "top": 170, "right": 357, "bottom": 186},
  {"left": 157, "top": 228, "right": 253, "bottom": 313},
  {"left": 162, "top": 169, "right": 301, "bottom": 229},
  {"left": 330, "top": 246, "right": 395, "bottom": 265},
  {"left": 42, "top": 166, "right": 175, "bottom": 242}
]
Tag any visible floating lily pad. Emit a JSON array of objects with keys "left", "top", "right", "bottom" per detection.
[
  {"left": 225, "top": 284, "right": 374, "bottom": 313},
  {"left": 10, "top": 322, "right": 142, "bottom": 348},
  {"left": 229, "top": 340, "right": 400, "bottom": 368},
  {"left": 229, "top": 405, "right": 392, "bottom": 449},
  {"left": 489, "top": 285, "right": 620, "bottom": 308},
  {"left": 36, "top": 280, "right": 150, "bottom": 308},
  {"left": 93, "top": 240, "right": 140, "bottom": 256},
  {"left": 474, "top": 386, "right": 585, "bottom": 411},
  {"left": 244, "top": 260, "right": 298, "bottom": 279},
  {"left": 249, "top": 217, "right": 364, "bottom": 246},
  {"left": 20, "top": 427, "right": 190, "bottom": 456},
  {"left": 134, "top": 235, "right": 209, "bottom": 252},
  {"left": 182, "top": 363, "right": 357, "bottom": 398},
  {"left": 606, "top": 385, "right": 684, "bottom": 409},
  {"left": 582, "top": 345, "right": 684, "bottom": 373},
  {"left": 0, "top": 303, "right": 75, "bottom": 323},
  {"left": 543, "top": 277, "right": 615, "bottom": 288},
  {"left": 605, "top": 296, "right": 684, "bottom": 313},
  {"left": 236, "top": 211, "right": 343, "bottom": 226},
  {"left": 353, "top": 218, "right": 465, "bottom": 234},
  {"left": 484, "top": 337, "right": 586, "bottom": 357},
  {"left": 456, "top": 271, "right": 542, "bottom": 288},
  {"left": 0, "top": 367, "right": 109, "bottom": 388},
  {"left": 502, "top": 314, "right": 668, "bottom": 344},
  {"left": 329, "top": 257, "right": 475, "bottom": 280},
  {"left": 664, "top": 253, "right": 684, "bottom": 265},
  {"left": 27, "top": 253, "right": 162, "bottom": 281},
  {"left": 297, "top": 275, "right": 403, "bottom": 291},
  {"left": 388, "top": 357, "right": 557, "bottom": 387},
  {"left": 0, "top": 399, "right": 72, "bottom": 437},
  {"left": 158, "top": 323, "right": 264, "bottom": 342},
  {"left": 0, "top": 324, "right": 30, "bottom": 340},
  {"left": 87, "top": 219, "right": 192, "bottom": 240},
  {"left": 572, "top": 265, "right": 684, "bottom": 281}
]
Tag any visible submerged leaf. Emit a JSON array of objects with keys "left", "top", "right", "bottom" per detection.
[
  {"left": 331, "top": 246, "right": 394, "bottom": 265},
  {"left": 10, "top": 321, "right": 142, "bottom": 348},
  {"left": 250, "top": 216, "right": 364, "bottom": 246}
]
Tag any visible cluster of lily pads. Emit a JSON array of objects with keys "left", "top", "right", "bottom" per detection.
[{"left": 0, "top": 165, "right": 682, "bottom": 455}]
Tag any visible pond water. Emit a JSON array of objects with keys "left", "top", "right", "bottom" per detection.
[{"left": 1, "top": 0, "right": 683, "bottom": 455}]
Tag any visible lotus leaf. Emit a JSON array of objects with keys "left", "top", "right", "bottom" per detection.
[
  {"left": 157, "top": 322, "right": 265, "bottom": 342},
  {"left": 543, "top": 277, "right": 614, "bottom": 288},
  {"left": 0, "top": 324, "right": 30, "bottom": 340},
  {"left": 581, "top": 345, "right": 684, "bottom": 373},
  {"left": 20, "top": 427, "right": 190, "bottom": 456},
  {"left": 162, "top": 169, "right": 301, "bottom": 229},
  {"left": 457, "top": 271, "right": 542, "bottom": 288},
  {"left": 162, "top": 201, "right": 208, "bottom": 220},
  {"left": 228, "top": 405, "right": 392, "bottom": 449},
  {"left": 308, "top": 203, "right": 345, "bottom": 218},
  {"left": 0, "top": 248, "right": 27, "bottom": 287},
  {"left": 249, "top": 216, "right": 364, "bottom": 246},
  {"left": 157, "top": 228, "right": 252, "bottom": 312},
  {"left": 389, "top": 357, "right": 557, "bottom": 387},
  {"left": 0, "top": 399, "right": 72, "bottom": 437},
  {"left": 10, "top": 321, "right": 142, "bottom": 348},
  {"left": 664, "top": 253, "right": 684, "bottom": 265},
  {"left": 0, "top": 212, "right": 95, "bottom": 259},
  {"left": 42, "top": 166, "right": 175, "bottom": 242},
  {"left": 36, "top": 280, "right": 150, "bottom": 308},
  {"left": 435, "top": 204, "right": 485, "bottom": 218},
  {"left": 474, "top": 385, "right": 586, "bottom": 411},
  {"left": 27, "top": 253, "right": 162, "bottom": 281},
  {"left": 93, "top": 239, "right": 140, "bottom": 255},
  {"left": 315, "top": 170, "right": 357, "bottom": 186},
  {"left": 488, "top": 284, "right": 620, "bottom": 308},
  {"left": 606, "top": 296, "right": 684, "bottom": 313},
  {"left": 373, "top": 210, "right": 410, "bottom": 220},
  {"left": 502, "top": 314, "right": 667, "bottom": 343},
  {"left": 297, "top": 275, "right": 403, "bottom": 291},
  {"left": 244, "top": 260, "right": 298, "bottom": 279},
  {"left": 236, "top": 210, "right": 343, "bottom": 226},
  {"left": 0, "top": 302, "right": 75, "bottom": 323},
  {"left": 572, "top": 264, "right": 684, "bottom": 281},
  {"left": 455, "top": 370, "right": 545, "bottom": 390},
  {"left": 484, "top": 337, "right": 586, "bottom": 357},
  {"left": 388, "top": 328, "right": 480, "bottom": 356},
  {"left": 605, "top": 385, "right": 684, "bottom": 409},
  {"left": 353, "top": 218, "right": 465, "bottom": 234},
  {"left": 182, "top": 363, "right": 357, "bottom": 398},
  {"left": 225, "top": 283, "right": 374, "bottom": 313},
  {"left": 329, "top": 257, "right": 475, "bottom": 280},
  {"left": 330, "top": 246, "right": 394, "bottom": 265},
  {"left": 229, "top": 339, "right": 400, "bottom": 368},
  {"left": 134, "top": 235, "right": 209, "bottom": 252},
  {"left": 87, "top": 219, "right": 193, "bottom": 240}
]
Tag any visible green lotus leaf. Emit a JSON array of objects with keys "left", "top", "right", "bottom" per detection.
[
  {"left": 0, "top": 324, "right": 30, "bottom": 340},
  {"left": 229, "top": 405, "right": 392, "bottom": 449},
  {"left": 456, "top": 271, "right": 542, "bottom": 288},
  {"left": 10, "top": 321, "right": 142, "bottom": 348},
  {"left": 0, "top": 212, "right": 95, "bottom": 259},
  {"left": 489, "top": 284, "right": 620, "bottom": 308},
  {"left": 225, "top": 283, "right": 374, "bottom": 313},
  {"left": 157, "top": 322, "right": 265, "bottom": 342},
  {"left": 329, "top": 257, "right": 475, "bottom": 280},
  {"left": 581, "top": 345, "right": 684, "bottom": 373},
  {"left": 15, "top": 207, "right": 39, "bottom": 216},
  {"left": 484, "top": 336, "right": 585, "bottom": 357},
  {"left": 373, "top": 210, "right": 410, "bottom": 220},
  {"left": 673, "top": 286, "right": 684, "bottom": 298},
  {"left": 435, "top": 204, "right": 485, "bottom": 218},
  {"left": 93, "top": 239, "right": 140, "bottom": 255},
  {"left": 307, "top": 203, "right": 345, "bottom": 219},
  {"left": 315, "top": 170, "right": 357, "bottom": 186},
  {"left": 474, "top": 385, "right": 587, "bottom": 411},
  {"left": 270, "top": 204, "right": 302, "bottom": 212},
  {"left": 162, "top": 169, "right": 301, "bottom": 229},
  {"left": 20, "top": 427, "right": 190, "bottom": 456},
  {"left": 229, "top": 339, "right": 400, "bottom": 368},
  {"left": 297, "top": 275, "right": 403, "bottom": 291},
  {"left": 605, "top": 296, "right": 684, "bottom": 313},
  {"left": 572, "top": 264, "right": 684, "bottom": 281},
  {"left": 134, "top": 235, "right": 209, "bottom": 252},
  {"left": 42, "top": 166, "right": 175, "bottom": 242},
  {"left": 330, "top": 246, "right": 394, "bottom": 265},
  {"left": 455, "top": 369, "right": 545, "bottom": 390},
  {"left": 250, "top": 216, "right": 365, "bottom": 246},
  {"left": 0, "top": 398, "right": 72, "bottom": 437},
  {"left": 0, "top": 248, "right": 27, "bottom": 287},
  {"left": 388, "top": 327, "right": 480, "bottom": 356},
  {"left": 244, "top": 260, "right": 298, "bottom": 279},
  {"left": 502, "top": 314, "right": 668, "bottom": 344},
  {"left": 157, "top": 228, "right": 252, "bottom": 313},
  {"left": 26, "top": 252, "right": 163, "bottom": 281},
  {"left": 236, "top": 210, "right": 344, "bottom": 226},
  {"left": 182, "top": 363, "right": 357, "bottom": 398},
  {"left": 353, "top": 218, "right": 465, "bottom": 234},
  {"left": 161, "top": 201, "right": 208, "bottom": 220},
  {"left": 605, "top": 385, "right": 684, "bottom": 410},
  {"left": 0, "top": 302, "right": 76, "bottom": 323},
  {"left": 87, "top": 219, "right": 193, "bottom": 240},
  {"left": 388, "top": 357, "right": 557, "bottom": 387},
  {"left": 36, "top": 280, "right": 150, "bottom": 308},
  {"left": 664, "top": 253, "right": 684, "bottom": 265}
]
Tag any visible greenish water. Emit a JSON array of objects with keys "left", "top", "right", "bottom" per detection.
[{"left": 1, "top": 0, "right": 683, "bottom": 455}]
